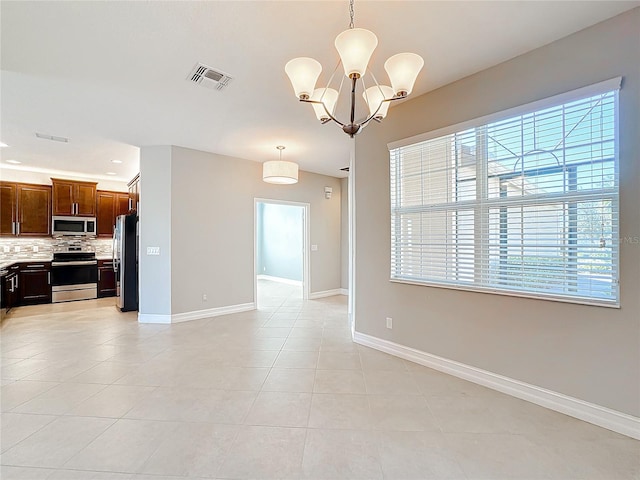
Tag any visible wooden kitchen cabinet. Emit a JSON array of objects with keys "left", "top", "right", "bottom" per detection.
[
  {"left": 5, "top": 264, "right": 21, "bottom": 311},
  {"left": 18, "top": 262, "right": 52, "bottom": 305},
  {"left": 128, "top": 173, "right": 140, "bottom": 214},
  {"left": 18, "top": 184, "right": 52, "bottom": 236},
  {"left": 52, "top": 178, "right": 97, "bottom": 217},
  {"left": 0, "top": 182, "right": 51, "bottom": 237},
  {"left": 96, "top": 190, "right": 130, "bottom": 237},
  {"left": 0, "top": 183, "right": 17, "bottom": 235},
  {"left": 98, "top": 259, "right": 116, "bottom": 297}
]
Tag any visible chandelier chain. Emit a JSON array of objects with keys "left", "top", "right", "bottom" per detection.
[{"left": 348, "top": 0, "right": 355, "bottom": 29}]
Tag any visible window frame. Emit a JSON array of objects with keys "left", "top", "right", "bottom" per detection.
[{"left": 388, "top": 77, "right": 621, "bottom": 308}]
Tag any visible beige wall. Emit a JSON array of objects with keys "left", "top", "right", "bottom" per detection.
[
  {"left": 140, "top": 145, "right": 342, "bottom": 317},
  {"left": 354, "top": 9, "right": 640, "bottom": 416},
  {"left": 139, "top": 146, "right": 173, "bottom": 318},
  {"left": 340, "top": 176, "right": 349, "bottom": 291}
]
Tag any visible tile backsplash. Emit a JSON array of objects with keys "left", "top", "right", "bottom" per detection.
[{"left": 0, "top": 237, "right": 114, "bottom": 261}]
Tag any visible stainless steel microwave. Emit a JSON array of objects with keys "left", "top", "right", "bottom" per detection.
[{"left": 52, "top": 216, "right": 97, "bottom": 236}]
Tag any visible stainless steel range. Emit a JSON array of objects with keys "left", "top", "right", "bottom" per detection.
[{"left": 51, "top": 243, "right": 98, "bottom": 303}]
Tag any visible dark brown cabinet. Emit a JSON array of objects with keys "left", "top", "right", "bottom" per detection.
[
  {"left": 96, "top": 191, "right": 130, "bottom": 237},
  {"left": 98, "top": 259, "right": 116, "bottom": 297},
  {"left": 128, "top": 173, "right": 140, "bottom": 214},
  {"left": 0, "top": 182, "right": 52, "bottom": 237},
  {"left": 0, "top": 183, "right": 17, "bottom": 235},
  {"left": 5, "top": 264, "right": 21, "bottom": 311},
  {"left": 52, "top": 179, "right": 97, "bottom": 217},
  {"left": 18, "top": 262, "right": 52, "bottom": 305}
]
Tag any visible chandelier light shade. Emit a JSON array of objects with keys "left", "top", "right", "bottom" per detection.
[
  {"left": 363, "top": 85, "right": 394, "bottom": 119},
  {"left": 334, "top": 28, "right": 378, "bottom": 78},
  {"left": 263, "top": 146, "right": 299, "bottom": 184},
  {"left": 384, "top": 53, "right": 425, "bottom": 97},
  {"left": 311, "top": 88, "right": 339, "bottom": 121},
  {"left": 285, "top": 57, "right": 322, "bottom": 99},
  {"left": 284, "top": 0, "right": 424, "bottom": 137}
]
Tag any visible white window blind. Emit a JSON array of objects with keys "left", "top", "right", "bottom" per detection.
[{"left": 390, "top": 85, "right": 619, "bottom": 306}]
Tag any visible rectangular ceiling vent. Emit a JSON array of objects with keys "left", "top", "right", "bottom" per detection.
[
  {"left": 35, "top": 132, "right": 69, "bottom": 143},
  {"left": 188, "top": 63, "right": 233, "bottom": 91}
]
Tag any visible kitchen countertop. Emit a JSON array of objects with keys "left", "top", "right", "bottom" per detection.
[
  {"left": 0, "top": 258, "right": 52, "bottom": 270},
  {"left": 0, "top": 255, "right": 113, "bottom": 270}
]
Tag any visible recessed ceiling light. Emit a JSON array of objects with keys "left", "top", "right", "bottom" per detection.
[
  {"left": 6, "top": 159, "right": 22, "bottom": 164},
  {"left": 106, "top": 172, "right": 117, "bottom": 175},
  {"left": 0, "top": 142, "right": 8, "bottom": 148},
  {"left": 111, "top": 159, "right": 122, "bottom": 164}
]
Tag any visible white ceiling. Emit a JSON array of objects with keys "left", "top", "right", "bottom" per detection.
[{"left": 1, "top": 1, "right": 637, "bottom": 181}]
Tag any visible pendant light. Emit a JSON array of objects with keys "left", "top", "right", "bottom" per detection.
[{"left": 263, "top": 146, "right": 298, "bottom": 184}]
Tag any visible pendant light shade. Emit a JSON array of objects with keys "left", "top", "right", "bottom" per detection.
[
  {"left": 384, "top": 52, "right": 424, "bottom": 97},
  {"left": 334, "top": 28, "right": 378, "bottom": 78},
  {"left": 285, "top": 57, "right": 322, "bottom": 99},
  {"left": 363, "top": 85, "right": 394, "bottom": 119},
  {"left": 263, "top": 146, "right": 298, "bottom": 184},
  {"left": 311, "top": 88, "right": 339, "bottom": 121}
]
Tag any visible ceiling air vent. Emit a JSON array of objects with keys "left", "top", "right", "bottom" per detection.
[{"left": 188, "top": 63, "right": 233, "bottom": 91}]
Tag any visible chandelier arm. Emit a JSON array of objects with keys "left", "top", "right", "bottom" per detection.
[
  {"left": 360, "top": 96, "right": 404, "bottom": 127},
  {"left": 300, "top": 99, "right": 345, "bottom": 127}
]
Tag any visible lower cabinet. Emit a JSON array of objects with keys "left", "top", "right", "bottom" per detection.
[
  {"left": 18, "top": 262, "right": 52, "bottom": 305},
  {"left": 4, "top": 265, "right": 20, "bottom": 311},
  {"left": 98, "top": 259, "right": 116, "bottom": 297}
]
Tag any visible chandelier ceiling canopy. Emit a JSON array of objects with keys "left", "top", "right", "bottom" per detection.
[{"left": 285, "top": 0, "right": 424, "bottom": 137}]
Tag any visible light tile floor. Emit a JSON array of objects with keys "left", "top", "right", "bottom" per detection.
[{"left": 1, "top": 281, "right": 638, "bottom": 479}]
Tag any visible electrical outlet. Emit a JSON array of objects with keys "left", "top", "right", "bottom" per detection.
[
  {"left": 14, "top": 246, "right": 20, "bottom": 253},
  {"left": 146, "top": 246, "right": 160, "bottom": 256},
  {"left": 3, "top": 246, "right": 9, "bottom": 253},
  {"left": 202, "top": 294, "right": 207, "bottom": 301},
  {"left": 33, "top": 245, "right": 39, "bottom": 253},
  {"left": 386, "top": 317, "right": 393, "bottom": 329}
]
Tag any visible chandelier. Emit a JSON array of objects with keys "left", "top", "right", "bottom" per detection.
[{"left": 285, "top": 0, "right": 424, "bottom": 137}]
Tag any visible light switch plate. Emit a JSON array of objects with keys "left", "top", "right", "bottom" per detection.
[
  {"left": 146, "top": 246, "right": 160, "bottom": 256},
  {"left": 311, "top": 244, "right": 318, "bottom": 251}
]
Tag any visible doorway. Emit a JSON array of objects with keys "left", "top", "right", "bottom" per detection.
[{"left": 254, "top": 199, "right": 310, "bottom": 308}]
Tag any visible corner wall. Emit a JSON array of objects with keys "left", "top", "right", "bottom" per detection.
[
  {"left": 353, "top": 9, "right": 640, "bottom": 418},
  {"left": 138, "top": 146, "right": 172, "bottom": 321},
  {"left": 139, "top": 145, "right": 342, "bottom": 319},
  {"left": 340, "top": 176, "right": 349, "bottom": 291}
]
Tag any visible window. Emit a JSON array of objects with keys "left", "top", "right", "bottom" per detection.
[{"left": 389, "top": 79, "right": 620, "bottom": 306}]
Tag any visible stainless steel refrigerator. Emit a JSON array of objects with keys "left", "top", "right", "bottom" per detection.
[{"left": 113, "top": 214, "right": 138, "bottom": 312}]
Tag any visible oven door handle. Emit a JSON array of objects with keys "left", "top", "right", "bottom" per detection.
[{"left": 52, "top": 261, "right": 98, "bottom": 266}]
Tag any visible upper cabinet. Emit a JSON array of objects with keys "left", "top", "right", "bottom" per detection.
[
  {"left": 51, "top": 178, "right": 97, "bottom": 217},
  {"left": 96, "top": 190, "right": 130, "bottom": 237},
  {"left": 128, "top": 173, "right": 140, "bottom": 214},
  {"left": 0, "top": 183, "right": 17, "bottom": 235},
  {"left": 0, "top": 182, "right": 52, "bottom": 236}
]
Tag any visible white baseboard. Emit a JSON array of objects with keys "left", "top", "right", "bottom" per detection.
[
  {"left": 309, "top": 289, "right": 343, "bottom": 299},
  {"left": 340, "top": 288, "right": 349, "bottom": 296},
  {"left": 257, "top": 274, "right": 302, "bottom": 286},
  {"left": 138, "top": 313, "right": 171, "bottom": 324},
  {"left": 138, "top": 302, "right": 256, "bottom": 324},
  {"left": 171, "top": 302, "right": 256, "bottom": 323},
  {"left": 353, "top": 331, "right": 640, "bottom": 440}
]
